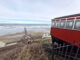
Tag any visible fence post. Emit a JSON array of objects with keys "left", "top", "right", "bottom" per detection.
[
  {"left": 64, "top": 44, "right": 69, "bottom": 60},
  {"left": 58, "top": 44, "right": 61, "bottom": 55},
  {"left": 52, "top": 42, "right": 55, "bottom": 60},
  {"left": 68, "top": 40, "right": 75, "bottom": 60},
  {"left": 59, "top": 44, "right": 63, "bottom": 60},
  {"left": 68, "top": 44, "right": 74, "bottom": 60},
  {"left": 24, "top": 27, "right": 27, "bottom": 35},
  {"left": 61, "top": 43, "right": 65, "bottom": 57},
  {"left": 51, "top": 36, "right": 55, "bottom": 60},
  {"left": 74, "top": 43, "right": 80, "bottom": 60}
]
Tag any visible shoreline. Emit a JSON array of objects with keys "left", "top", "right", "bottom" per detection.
[{"left": 0, "top": 32, "right": 25, "bottom": 43}]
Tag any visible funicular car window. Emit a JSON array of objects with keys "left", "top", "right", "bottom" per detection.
[
  {"left": 60, "top": 21, "right": 65, "bottom": 28},
  {"left": 51, "top": 21, "right": 55, "bottom": 27},
  {"left": 55, "top": 21, "right": 60, "bottom": 28},
  {"left": 55, "top": 21, "right": 58, "bottom": 27},
  {"left": 74, "top": 20, "right": 80, "bottom": 30},
  {"left": 57, "top": 21, "right": 60, "bottom": 27},
  {"left": 66, "top": 20, "right": 73, "bottom": 29}
]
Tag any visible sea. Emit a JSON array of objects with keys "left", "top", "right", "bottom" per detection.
[{"left": 0, "top": 24, "right": 51, "bottom": 36}]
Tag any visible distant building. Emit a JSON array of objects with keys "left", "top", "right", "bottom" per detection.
[
  {"left": 0, "top": 41, "right": 17, "bottom": 48},
  {"left": 0, "top": 41, "right": 6, "bottom": 47},
  {"left": 42, "top": 33, "right": 51, "bottom": 38}
]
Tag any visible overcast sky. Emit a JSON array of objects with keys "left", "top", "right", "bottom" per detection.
[{"left": 0, "top": 0, "right": 80, "bottom": 24}]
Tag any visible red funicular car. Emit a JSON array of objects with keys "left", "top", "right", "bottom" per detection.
[{"left": 50, "top": 14, "right": 80, "bottom": 47}]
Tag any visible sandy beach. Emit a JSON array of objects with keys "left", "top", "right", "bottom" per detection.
[
  {"left": 0, "top": 32, "right": 24, "bottom": 43},
  {"left": 0, "top": 28, "right": 50, "bottom": 43}
]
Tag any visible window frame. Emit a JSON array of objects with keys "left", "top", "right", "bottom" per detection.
[
  {"left": 51, "top": 21, "right": 55, "bottom": 27},
  {"left": 55, "top": 21, "right": 61, "bottom": 28},
  {"left": 66, "top": 20, "right": 74, "bottom": 29},
  {"left": 74, "top": 20, "right": 80, "bottom": 30},
  {"left": 60, "top": 20, "right": 65, "bottom": 28}
]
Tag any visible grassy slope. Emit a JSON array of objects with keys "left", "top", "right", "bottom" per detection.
[
  {"left": 0, "top": 32, "right": 52, "bottom": 60},
  {"left": 16, "top": 37, "right": 52, "bottom": 60}
]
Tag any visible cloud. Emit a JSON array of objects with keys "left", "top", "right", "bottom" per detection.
[
  {"left": 0, "top": 0, "right": 51, "bottom": 20},
  {"left": 0, "top": 0, "right": 80, "bottom": 23}
]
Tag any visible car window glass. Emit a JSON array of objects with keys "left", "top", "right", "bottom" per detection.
[
  {"left": 66, "top": 20, "right": 73, "bottom": 29},
  {"left": 51, "top": 21, "right": 55, "bottom": 27},
  {"left": 60, "top": 21, "right": 65, "bottom": 28},
  {"left": 74, "top": 20, "right": 80, "bottom": 30},
  {"left": 55, "top": 21, "right": 60, "bottom": 27}
]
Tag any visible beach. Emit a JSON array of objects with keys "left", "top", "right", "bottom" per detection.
[{"left": 0, "top": 25, "right": 50, "bottom": 44}]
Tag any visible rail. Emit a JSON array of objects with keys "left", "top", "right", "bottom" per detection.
[{"left": 52, "top": 42, "right": 80, "bottom": 60}]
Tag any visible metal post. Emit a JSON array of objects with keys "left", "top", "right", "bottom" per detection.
[
  {"left": 64, "top": 44, "right": 69, "bottom": 60},
  {"left": 61, "top": 43, "right": 65, "bottom": 57},
  {"left": 51, "top": 36, "right": 55, "bottom": 60},
  {"left": 58, "top": 44, "right": 61, "bottom": 55},
  {"left": 52, "top": 42, "right": 55, "bottom": 60},
  {"left": 74, "top": 43, "right": 80, "bottom": 60},
  {"left": 56, "top": 44, "right": 58, "bottom": 55},
  {"left": 68, "top": 44, "right": 74, "bottom": 60},
  {"left": 24, "top": 27, "right": 27, "bottom": 35},
  {"left": 68, "top": 41, "right": 75, "bottom": 60}
]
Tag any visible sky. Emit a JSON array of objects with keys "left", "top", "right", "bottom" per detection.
[{"left": 0, "top": 0, "right": 80, "bottom": 24}]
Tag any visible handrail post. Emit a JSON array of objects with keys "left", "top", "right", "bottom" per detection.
[
  {"left": 52, "top": 42, "right": 55, "bottom": 60},
  {"left": 52, "top": 36, "right": 55, "bottom": 60},
  {"left": 74, "top": 43, "right": 80, "bottom": 60},
  {"left": 64, "top": 44, "right": 69, "bottom": 60}
]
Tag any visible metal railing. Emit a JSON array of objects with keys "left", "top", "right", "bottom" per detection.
[{"left": 52, "top": 42, "right": 80, "bottom": 60}]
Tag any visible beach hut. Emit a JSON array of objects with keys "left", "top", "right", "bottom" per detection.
[
  {"left": 0, "top": 41, "right": 6, "bottom": 47},
  {"left": 42, "top": 33, "right": 51, "bottom": 38}
]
